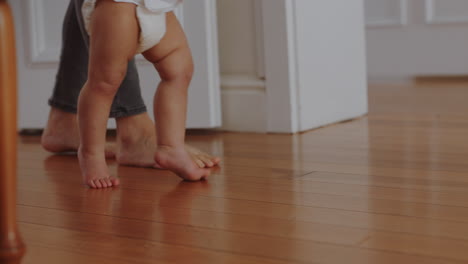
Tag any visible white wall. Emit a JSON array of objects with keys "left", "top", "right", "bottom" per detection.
[{"left": 365, "top": 0, "right": 468, "bottom": 78}]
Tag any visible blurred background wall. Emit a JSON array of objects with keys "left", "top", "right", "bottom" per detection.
[{"left": 365, "top": 0, "right": 468, "bottom": 79}]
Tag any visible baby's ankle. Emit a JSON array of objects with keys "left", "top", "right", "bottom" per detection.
[{"left": 78, "top": 145, "right": 106, "bottom": 157}]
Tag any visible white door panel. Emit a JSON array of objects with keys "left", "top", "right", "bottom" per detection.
[
  {"left": 365, "top": 0, "right": 468, "bottom": 77},
  {"left": 11, "top": 0, "right": 221, "bottom": 129},
  {"left": 426, "top": 0, "right": 468, "bottom": 24},
  {"left": 365, "top": 0, "right": 407, "bottom": 26},
  {"left": 25, "top": 0, "right": 67, "bottom": 64}
]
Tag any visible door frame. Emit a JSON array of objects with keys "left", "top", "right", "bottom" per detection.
[
  {"left": 219, "top": 0, "right": 300, "bottom": 133},
  {"left": 181, "top": 0, "right": 222, "bottom": 128},
  {"left": 261, "top": 0, "right": 300, "bottom": 133}
]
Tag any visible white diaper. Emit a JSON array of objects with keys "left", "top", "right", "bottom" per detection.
[{"left": 82, "top": 0, "right": 181, "bottom": 53}]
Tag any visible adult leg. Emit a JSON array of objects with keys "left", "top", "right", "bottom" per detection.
[{"left": 42, "top": 0, "right": 91, "bottom": 153}]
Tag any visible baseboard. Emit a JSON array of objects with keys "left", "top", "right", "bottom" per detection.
[
  {"left": 219, "top": 74, "right": 267, "bottom": 133},
  {"left": 413, "top": 75, "right": 468, "bottom": 83}
]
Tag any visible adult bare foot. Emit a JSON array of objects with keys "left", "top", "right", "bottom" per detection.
[
  {"left": 41, "top": 108, "right": 80, "bottom": 153},
  {"left": 116, "top": 113, "right": 221, "bottom": 168},
  {"left": 42, "top": 107, "right": 116, "bottom": 158},
  {"left": 78, "top": 147, "right": 120, "bottom": 189},
  {"left": 154, "top": 145, "right": 211, "bottom": 181},
  {"left": 115, "top": 113, "right": 157, "bottom": 168}
]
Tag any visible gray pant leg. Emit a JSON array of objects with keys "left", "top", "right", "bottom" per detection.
[{"left": 49, "top": 0, "right": 147, "bottom": 118}]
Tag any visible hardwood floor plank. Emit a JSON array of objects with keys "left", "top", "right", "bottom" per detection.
[
  {"left": 18, "top": 213, "right": 463, "bottom": 264},
  {"left": 19, "top": 169, "right": 468, "bottom": 207},
  {"left": 24, "top": 245, "right": 139, "bottom": 264},
  {"left": 21, "top": 223, "right": 291, "bottom": 264},
  {"left": 17, "top": 180, "right": 468, "bottom": 241},
  {"left": 17, "top": 187, "right": 468, "bottom": 253},
  {"left": 17, "top": 173, "right": 468, "bottom": 223}
]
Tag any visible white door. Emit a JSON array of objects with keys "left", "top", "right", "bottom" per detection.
[
  {"left": 365, "top": 0, "right": 468, "bottom": 77},
  {"left": 11, "top": 0, "right": 221, "bottom": 129}
]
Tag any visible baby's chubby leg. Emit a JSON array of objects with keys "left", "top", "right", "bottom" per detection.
[
  {"left": 143, "top": 12, "right": 211, "bottom": 181},
  {"left": 78, "top": 0, "right": 139, "bottom": 188}
]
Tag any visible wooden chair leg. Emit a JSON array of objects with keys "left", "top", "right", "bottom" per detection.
[{"left": 0, "top": 1, "right": 26, "bottom": 264}]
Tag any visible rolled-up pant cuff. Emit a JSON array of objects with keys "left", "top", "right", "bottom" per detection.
[{"left": 48, "top": 99, "right": 147, "bottom": 119}]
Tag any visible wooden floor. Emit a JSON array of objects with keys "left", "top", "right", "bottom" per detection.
[{"left": 18, "top": 80, "right": 468, "bottom": 264}]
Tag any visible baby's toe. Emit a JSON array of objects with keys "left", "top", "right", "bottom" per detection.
[
  {"left": 93, "top": 179, "right": 103, "bottom": 188},
  {"left": 109, "top": 176, "right": 120, "bottom": 187},
  {"left": 87, "top": 179, "right": 97, "bottom": 189},
  {"left": 195, "top": 158, "right": 205, "bottom": 168},
  {"left": 201, "top": 156, "right": 214, "bottom": 167},
  {"left": 211, "top": 156, "right": 221, "bottom": 165},
  {"left": 103, "top": 178, "right": 112, "bottom": 187},
  {"left": 99, "top": 179, "right": 108, "bottom": 188}
]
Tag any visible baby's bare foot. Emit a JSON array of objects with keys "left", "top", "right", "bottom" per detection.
[
  {"left": 78, "top": 148, "right": 120, "bottom": 189},
  {"left": 154, "top": 145, "right": 211, "bottom": 181},
  {"left": 185, "top": 145, "right": 221, "bottom": 168}
]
